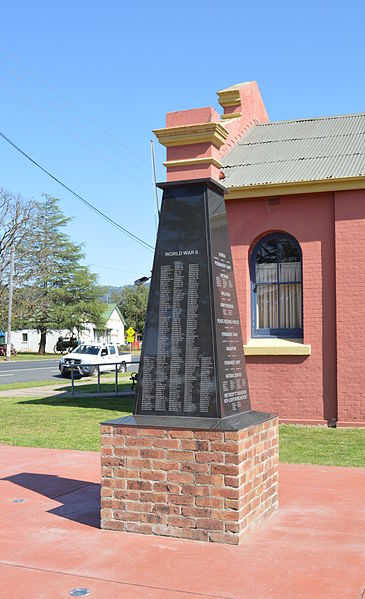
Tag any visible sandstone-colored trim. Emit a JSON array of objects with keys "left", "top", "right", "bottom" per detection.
[
  {"left": 217, "top": 88, "right": 241, "bottom": 108},
  {"left": 163, "top": 157, "right": 223, "bottom": 169},
  {"left": 225, "top": 176, "right": 365, "bottom": 200},
  {"left": 153, "top": 122, "right": 229, "bottom": 149},
  {"left": 221, "top": 112, "right": 242, "bottom": 120},
  {"left": 244, "top": 338, "right": 311, "bottom": 356}
]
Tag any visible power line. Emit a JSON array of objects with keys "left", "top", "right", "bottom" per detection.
[
  {"left": 90, "top": 264, "right": 143, "bottom": 275},
  {"left": 0, "top": 56, "right": 151, "bottom": 180},
  {"left": 0, "top": 47, "right": 150, "bottom": 168},
  {"left": 0, "top": 129, "right": 154, "bottom": 252},
  {"left": 0, "top": 69, "right": 151, "bottom": 192}
]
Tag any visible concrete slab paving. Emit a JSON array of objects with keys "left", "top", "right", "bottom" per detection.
[{"left": 0, "top": 445, "right": 364, "bottom": 599}]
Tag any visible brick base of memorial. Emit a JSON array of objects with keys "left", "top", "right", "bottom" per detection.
[{"left": 100, "top": 415, "right": 278, "bottom": 545}]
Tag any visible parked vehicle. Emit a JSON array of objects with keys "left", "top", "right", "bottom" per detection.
[
  {"left": 58, "top": 343, "right": 133, "bottom": 378},
  {"left": 54, "top": 335, "right": 79, "bottom": 354}
]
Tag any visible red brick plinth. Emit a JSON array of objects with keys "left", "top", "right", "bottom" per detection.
[{"left": 100, "top": 417, "right": 278, "bottom": 545}]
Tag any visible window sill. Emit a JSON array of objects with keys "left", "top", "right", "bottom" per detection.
[{"left": 244, "top": 338, "right": 311, "bottom": 356}]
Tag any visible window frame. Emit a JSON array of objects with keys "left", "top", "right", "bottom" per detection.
[{"left": 250, "top": 232, "right": 303, "bottom": 339}]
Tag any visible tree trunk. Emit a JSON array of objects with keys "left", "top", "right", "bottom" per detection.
[{"left": 38, "top": 328, "right": 47, "bottom": 354}]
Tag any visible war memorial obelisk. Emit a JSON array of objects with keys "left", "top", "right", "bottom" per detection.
[
  {"left": 100, "top": 178, "right": 279, "bottom": 544},
  {"left": 134, "top": 179, "right": 252, "bottom": 424}
]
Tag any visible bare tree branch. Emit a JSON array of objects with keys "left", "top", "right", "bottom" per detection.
[{"left": 0, "top": 188, "right": 35, "bottom": 304}]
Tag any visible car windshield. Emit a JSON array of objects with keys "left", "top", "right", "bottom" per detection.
[{"left": 73, "top": 345, "right": 100, "bottom": 355}]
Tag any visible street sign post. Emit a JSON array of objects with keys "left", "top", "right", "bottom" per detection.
[{"left": 126, "top": 327, "right": 135, "bottom": 346}]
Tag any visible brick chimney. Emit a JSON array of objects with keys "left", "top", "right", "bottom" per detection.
[{"left": 153, "top": 81, "right": 269, "bottom": 182}]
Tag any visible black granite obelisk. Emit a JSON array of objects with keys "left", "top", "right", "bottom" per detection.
[{"left": 131, "top": 178, "right": 259, "bottom": 428}]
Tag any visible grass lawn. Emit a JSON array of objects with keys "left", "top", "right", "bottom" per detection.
[
  {"left": 0, "top": 382, "right": 364, "bottom": 466},
  {"left": 0, "top": 384, "right": 134, "bottom": 452},
  {"left": 1, "top": 352, "right": 59, "bottom": 362},
  {"left": 279, "top": 424, "right": 365, "bottom": 467}
]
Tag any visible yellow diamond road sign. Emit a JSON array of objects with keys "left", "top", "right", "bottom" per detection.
[{"left": 126, "top": 327, "right": 135, "bottom": 337}]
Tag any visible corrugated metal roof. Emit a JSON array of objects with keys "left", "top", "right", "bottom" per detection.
[{"left": 221, "top": 113, "right": 365, "bottom": 188}]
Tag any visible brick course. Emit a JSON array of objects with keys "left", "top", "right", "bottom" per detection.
[{"left": 100, "top": 417, "right": 278, "bottom": 545}]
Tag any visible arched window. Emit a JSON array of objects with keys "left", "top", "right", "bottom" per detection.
[{"left": 250, "top": 233, "right": 303, "bottom": 338}]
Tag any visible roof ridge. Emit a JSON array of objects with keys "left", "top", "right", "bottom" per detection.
[{"left": 256, "top": 112, "right": 365, "bottom": 127}]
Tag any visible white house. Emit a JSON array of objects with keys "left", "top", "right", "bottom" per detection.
[{"left": 10, "top": 303, "right": 127, "bottom": 353}]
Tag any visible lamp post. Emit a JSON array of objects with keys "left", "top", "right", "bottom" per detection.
[{"left": 134, "top": 276, "right": 150, "bottom": 286}]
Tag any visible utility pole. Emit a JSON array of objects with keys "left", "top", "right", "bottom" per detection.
[
  {"left": 6, "top": 246, "right": 15, "bottom": 362},
  {"left": 150, "top": 139, "right": 160, "bottom": 232}
]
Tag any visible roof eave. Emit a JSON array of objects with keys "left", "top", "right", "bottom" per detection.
[{"left": 224, "top": 175, "right": 365, "bottom": 199}]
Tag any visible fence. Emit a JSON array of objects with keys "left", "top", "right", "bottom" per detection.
[{"left": 65, "top": 361, "right": 140, "bottom": 396}]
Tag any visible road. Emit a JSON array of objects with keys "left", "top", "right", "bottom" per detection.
[
  {"left": 0, "top": 357, "right": 140, "bottom": 385},
  {"left": 0, "top": 360, "right": 61, "bottom": 385}
]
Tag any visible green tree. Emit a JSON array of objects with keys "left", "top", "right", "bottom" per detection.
[
  {"left": 15, "top": 195, "right": 104, "bottom": 353},
  {"left": 118, "top": 284, "right": 149, "bottom": 335}
]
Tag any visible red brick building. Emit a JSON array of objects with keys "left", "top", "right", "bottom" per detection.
[{"left": 154, "top": 82, "right": 365, "bottom": 427}]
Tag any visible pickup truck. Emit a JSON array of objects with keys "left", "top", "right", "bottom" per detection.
[{"left": 58, "top": 342, "right": 133, "bottom": 378}]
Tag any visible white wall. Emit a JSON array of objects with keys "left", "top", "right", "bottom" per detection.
[
  {"left": 10, "top": 308, "right": 125, "bottom": 352},
  {"left": 10, "top": 330, "right": 67, "bottom": 353},
  {"left": 105, "top": 308, "right": 125, "bottom": 344}
]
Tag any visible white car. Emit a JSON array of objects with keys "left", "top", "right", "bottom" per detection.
[{"left": 58, "top": 342, "right": 133, "bottom": 378}]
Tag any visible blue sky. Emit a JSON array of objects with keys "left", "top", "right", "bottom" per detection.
[{"left": 0, "top": 0, "right": 364, "bottom": 287}]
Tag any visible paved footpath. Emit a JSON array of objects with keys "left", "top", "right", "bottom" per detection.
[
  {"left": 0, "top": 383, "right": 134, "bottom": 399},
  {"left": 0, "top": 445, "right": 365, "bottom": 598},
  {"left": 0, "top": 384, "right": 67, "bottom": 398}
]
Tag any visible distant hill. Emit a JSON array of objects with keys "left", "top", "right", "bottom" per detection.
[
  {"left": 98, "top": 285, "right": 124, "bottom": 304},
  {"left": 99, "top": 282, "right": 150, "bottom": 304}
]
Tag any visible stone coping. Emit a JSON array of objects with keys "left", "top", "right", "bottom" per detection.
[{"left": 101, "top": 410, "right": 276, "bottom": 432}]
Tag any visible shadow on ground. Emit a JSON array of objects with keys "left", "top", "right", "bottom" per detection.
[
  {"left": 18, "top": 395, "right": 134, "bottom": 411},
  {"left": 3, "top": 472, "right": 101, "bottom": 528},
  {"left": 54, "top": 380, "right": 135, "bottom": 394}
]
